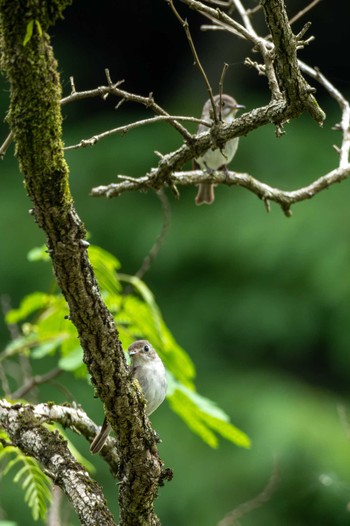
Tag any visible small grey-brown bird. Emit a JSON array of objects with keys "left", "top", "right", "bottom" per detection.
[
  {"left": 90, "top": 340, "right": 167, "bottom": 454},
  {"left": 195, "top": 94, "right": 244, "bottom": 205}
]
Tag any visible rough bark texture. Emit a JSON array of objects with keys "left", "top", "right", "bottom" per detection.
[
  {"left": 261, "top": 0, "right": 324, "bottom": 123},
  {"left": 0, "top": 1, "right": 165, "bottom": 524},
  {"left": 0, "top": 401, "right": 115, "bottom": 526}
]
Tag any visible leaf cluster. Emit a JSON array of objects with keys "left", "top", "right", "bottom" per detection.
[
  {"left": 4, "top": 245, "right": 250, "bottom": 451},
  {"left": 0, "top": 431, "right": 52, "bottom": 521}
]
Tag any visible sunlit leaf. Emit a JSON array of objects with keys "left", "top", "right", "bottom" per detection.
[
  {"left": 6, "top": 292, "right": 52, "bottom": 324},
  {"left": 58, "top": 346, "right": 84, "bottom": 371},
  {"left": 27, "top": 246, "right": 50, "bottom": 262},
  {"left": 23, "top": 20, "right": 34, "bottom": 46}
]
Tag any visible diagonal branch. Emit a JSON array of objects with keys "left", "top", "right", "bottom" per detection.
[{"left": 217, "top": 462, "right": 279, "bottom": 526}]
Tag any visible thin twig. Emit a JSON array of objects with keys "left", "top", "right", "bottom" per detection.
[
  {"left": 246, "top": 5, "right": 262, "bottom": 16},
  {"left": 217, "top": 462, "right": 279, "bottom": 526},
  {"left": 183, "top": 0, "right": 282, "bottom": 100},
  {"left": 231, "top": 0, "right": 259, "bottom": 36},
  {"left": 166, "top": 0, "right": 217, "bottom": 122},
  {"left": 0, "top": 363, "right": 10, "bottom": 397},
  {"left": 135, "top": 189, "right": 171, "bottom": 280},
  {"left": 204, "top": 0, "right": 230, "bottom": 5},
  {"left": 102, "top": 68, "right": 193, "bottom": 141},
  {"left": 64, "top": 115, "right": 208, "bottom": 151},
  {"left": 289, "top": 0, "right": 321, "bottom": 26},
  {"left": 337, "top": 404, "right": 350, "bottom": 441},
  {"left": 9, "top": 367, "right": 62, "bottom": 399},
  {"left": 219, "top": 63, "right": 230, "bottom": 120},
  {"left": 182, "top": 0, "right": 259, "bottom": 43},
  {"left": 1, "top": 294, "right": 32, "bottom": 397},
  {"left": 299, "top": 63, "right": 350, "bottom": 169},
  {"left": 0, "top": 131, "right": 13, "bottom": 159},
  {"left": 2, "top": 73, "right": 196, "bottom": 158}
]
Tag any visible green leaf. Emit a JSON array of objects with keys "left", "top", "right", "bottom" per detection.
[
  {"left": 168, "top": 376, "right": 251, "bottom": 449},
  {"left": 58, "top": 346, "right": 83, "bottom": 371},
  {"left": 6, "top": 292, "right": 52, "bottom": 324},
  {"left": 23, "top": 19, "right": 42, "bottom": 46},
  {"left": 4, "top": 244, "right": 249, "bottom": 448},
  {"left": 27, "top": 245, "right": 50, "bottom": 262},
  {"left": 34, "top": 19, "right": 42, "bottom": 37},
  {"left": 23, "top": 20, "right": 34, "bottom": 46},
  {"left": 89, "top": 245, "right": 121, "bottom": 296},
  {"left": 0, "top": 447, "right": 52, "bottom": 520},
  {"left": 118, "top": 276, "right": 196, "bottom": 387}
]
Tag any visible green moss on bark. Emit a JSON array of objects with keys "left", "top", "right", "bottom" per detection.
[{"left": 0, "top": 0, "right": 72, "bottom": 217}]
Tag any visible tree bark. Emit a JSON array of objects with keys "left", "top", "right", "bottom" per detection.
[{"left": 0, "top": 1, "right": 166, "bottom": 524}]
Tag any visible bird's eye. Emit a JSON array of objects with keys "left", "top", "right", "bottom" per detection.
[{"left": 143, "top": 345, "right": 150, "bottom": 352}]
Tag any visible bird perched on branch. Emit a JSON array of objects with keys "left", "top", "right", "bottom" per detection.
[
  {"left": 195, "top": 94, "right": 244, "bottom": 205},
  {"left": 90, "top": 340, "right": 167, "bottom": 454}
]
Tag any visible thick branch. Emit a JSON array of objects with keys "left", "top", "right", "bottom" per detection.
[
  {"left": 261, "top": 0, "right": 318, "bottom": 116},
  {"left": 0, "top": 2, "right": 165, "bottom": 525},
  {"left": 0, "top": 400, "right": 116, "bottom": 526},
  {"left": 32, "top": 402, "right": 120, "bottom": 473}
]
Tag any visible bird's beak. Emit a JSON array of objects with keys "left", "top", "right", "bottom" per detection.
[
  {"left": 129, "top": 350, "right": 138, "bottom": 356},
  {"left": 234, "top": 104, "right": 245, "bottom": 110}
]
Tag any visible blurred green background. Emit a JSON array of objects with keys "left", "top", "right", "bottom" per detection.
[{"left": 1, "top": 1, "right": 350, "bottom": 524}]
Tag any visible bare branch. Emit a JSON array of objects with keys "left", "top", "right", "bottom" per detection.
[
  {"left": 219, "top": 62, "right": 230, "bottom": 109},
  {"left": 135, "top": 189, "right": 171, "bottom": 280},
  {"left": 91, "top": 164, "right": 350, "bottom": 217},
  {"left": 289, "top": 0, "right": 322, "bottom": 26},
  {"left": 181, "top": 0, "right": 260, "bottom": 43},
  {"left": 204, "top": 0, "right": 230, "bottom": 5},
  {"left": 217, "top": 462, "right": 279, "bottom": 526},
  {"left": 299, "top": 63, "right": 350, "bottom": 169},
  {"left": 64, "top": 115, "right": 208, "bottom": 151},
  {"left": 2, "top": 72, "right": 195, "bottom": 158},
  {"left": 1, "top": 294, "right": 32, "bottom": 398},
  {"left": 0, "top": 131, "right": 13, "bottom": 159},
  {"left": 9, "top": 367, "right": 62, "bottom": 399},
  {"left": 337, "top": 404, "right": 350, "bottom": 441},
  {"left": 182, "top": 0, "right": 283, "bottom": 100},
  {"left": 166, "top": 0, "right": 217, "bottom": 121},
  {"left": 0, "top": 362, "right": 10, "bottom": 397},
  {"left": 231, "top": 0, "right": 259, "bottom": 36}
]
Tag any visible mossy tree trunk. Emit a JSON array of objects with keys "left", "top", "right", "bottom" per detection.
[{"left": 0, "top": 2, "right": 165, "bottom": 525}]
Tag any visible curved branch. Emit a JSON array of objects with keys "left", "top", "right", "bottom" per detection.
[
  {"left": 91, "top": 165, "right": 350, "bottom": 216},
  {"left": 0, "top": 400, "right": 116, "bottom": 526},
  {"left": 32, "top": 402, "right": 120, "bottom": 473}
]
